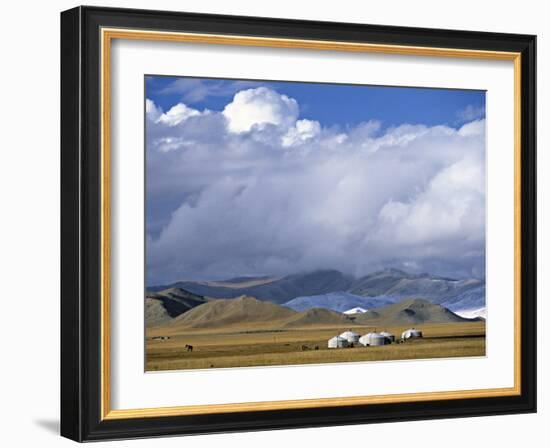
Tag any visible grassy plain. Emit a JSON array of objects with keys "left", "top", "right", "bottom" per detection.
[{"left": 145, "top": 321, "right": 485, "bottom": 371}]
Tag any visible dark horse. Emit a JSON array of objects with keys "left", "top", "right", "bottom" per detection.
[{"left": 185, "top": 344, "right": 193, "bottom": 352}]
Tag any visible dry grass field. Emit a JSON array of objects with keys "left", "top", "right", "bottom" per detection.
[{"left": 145, "top": 321, "right": 485, "bottom": 371}]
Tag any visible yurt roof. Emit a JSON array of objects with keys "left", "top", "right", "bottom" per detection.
[
  {"left": 329, "top": 335, "right": 346, "bottom": 341},
  {"left": 340, "top": 330, "right": 359, "bottom": 337}
]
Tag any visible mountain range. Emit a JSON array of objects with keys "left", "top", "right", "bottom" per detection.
[
  {"left": 147, "top": 268, "right": 485, "bottom": 315},
  {"left": 284, "top": 291, "right": 396, "bottom": 312},
  {"left": 148, "top": 269, "right": 353, "bottom": 304},
  {"left": 158, "top": 295, "right": 478, "bottom": 330}
]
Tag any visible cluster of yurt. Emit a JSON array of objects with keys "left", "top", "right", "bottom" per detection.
[
  {"left": 328, "top": 328, "right": 423, "bottom": 348},
  {"left": 401, "top": 328, "right": 423, "bottom": 340},
  {"left": 328, "top": 329, "right": 397, "bottom": 348}
]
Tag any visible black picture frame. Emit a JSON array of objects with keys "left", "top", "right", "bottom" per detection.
[{"left": 61, "top": 5, "right": 536, "bottom": 442}]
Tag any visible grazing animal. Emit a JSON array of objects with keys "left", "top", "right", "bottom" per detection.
[{"left": 184, "top": 344, "right": 193, "bottom": 352}]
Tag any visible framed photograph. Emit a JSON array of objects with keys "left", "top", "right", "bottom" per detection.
[{"left": 61, "top": 6, "right": 536, "bottom": 441}]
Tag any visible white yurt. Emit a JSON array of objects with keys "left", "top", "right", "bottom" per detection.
[
  {"left": 401, "top": 328, "right": 423, "bottom": 340},
  {"left": 339, "top": 330, "right": 360, "bottom": 344},
  {"left": 328, "top": 336, "right": 349, "bottom": 349},
  {"left": 359, "top": 332, "right": 388, "bottom": 347},
  {"left": 379, "top": 331, "right": 396, "bottom": 343}
]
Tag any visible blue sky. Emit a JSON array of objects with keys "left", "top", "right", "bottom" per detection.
[
  {"left": 145, "top": 76, "right": 486, "bottom": 285},
  {"left": 145, "top": 75, "right": 485, "bottom": 131}
]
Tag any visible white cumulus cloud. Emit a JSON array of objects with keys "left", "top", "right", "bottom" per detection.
[
  {"left": 282, "top": 119, "right": 321, "bottom": 147},
  {"left": 222, "top": 87, "right": 299, "bottom": 133},
  {"left": 156, "top": 103, "right": 203, "bottom": 126},
  {"left": 145, "top": 88, "right": 486, "bottom": 285}
]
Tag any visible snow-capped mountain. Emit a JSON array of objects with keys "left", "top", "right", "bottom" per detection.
[
  {"left": 453, "top": 307, "right": 487, "bottom": 320},
  {"left": 343, "top": 307, "right": 368, "bottom": 315}
]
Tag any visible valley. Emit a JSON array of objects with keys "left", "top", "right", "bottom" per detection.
[
  {"left": 146, "top": 320, "right": 485, "bottom": 371},
  {"left": 145, "top": 277, "right": 486, "bottom": 371}
]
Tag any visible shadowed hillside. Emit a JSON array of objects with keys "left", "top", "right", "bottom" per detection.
[{"left": 145, "top": 288, "right": 207, "bottom": 327}]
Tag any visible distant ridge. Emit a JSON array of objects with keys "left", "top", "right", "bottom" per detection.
[
  {"left": 149, "top": 270, "right": 354, "bottom": 304},
  {"left": 440, "top": 285, "right": 486, "bottom": 312},
  {"left": 348, "top": 268, "right": 483, "bottom": 304},
  {"left": 284, "top": 292, "right": 395, "bottom": 312},
  {"left": 216, "top": 275, "right": 274, "bottom": 284}
]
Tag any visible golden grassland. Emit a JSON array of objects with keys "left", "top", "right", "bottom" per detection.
[{"left": 145, "top": 321, "right": 485, "bottom": 371}]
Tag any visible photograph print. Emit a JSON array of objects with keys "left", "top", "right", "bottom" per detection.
[{"left": 144, "top": 76, "right": 487, "bottom": 372}]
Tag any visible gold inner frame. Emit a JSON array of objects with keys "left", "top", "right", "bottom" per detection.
[{"left": 100, "top": 27, "right": 522, "bottom": 420}]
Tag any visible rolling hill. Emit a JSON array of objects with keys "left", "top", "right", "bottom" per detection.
[
  {"left": 354, "top": 298, "right": 480, "bottom": 326},
  {"left": 153, "top": 295, "right": 474, "bottom": 331},
  {"left": 166, "top": 295, "right": 357, "bottom": 330},
  {"left": 169, "top": 296, "right": 296, "bottom": 329},
  {"left": 145, "top": 288, "right": 207, "bottom": 327},
  {"left": 282, "top": 307, "right": 354, "bottom": 328}
]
